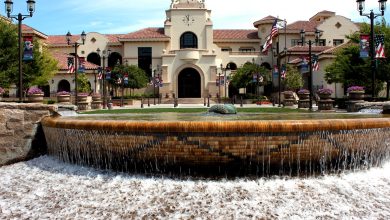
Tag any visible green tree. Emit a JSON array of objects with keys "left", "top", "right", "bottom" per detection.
[
  {"left": 283, "top": 64, "right": 303, "bottom": 90},
  {"left": 111, "top": 64, "right": 149, "bottom": 95},
  {"left": 325, "top": 19, "right": 390, "bottom": 97},
  {"left": 230, "top": 62, "right": 271, "bottom": 94},
  {"left": 0, "top": 19, "right": 58, "bottom": 93},
  {"left": 23, "top": 40, "right": 58, "bottom": 89},
  {"left": 77, "top": 73, "right": 91, "bottom": 93},
  {"left": 0, "top": 19, "right": 18, "bottom": 88}
]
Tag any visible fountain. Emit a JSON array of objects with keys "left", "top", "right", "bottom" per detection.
[{"left": 41, "top": 112, "right": 390, "bottom": 176}]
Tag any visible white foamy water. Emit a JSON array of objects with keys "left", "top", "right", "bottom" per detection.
[{"left": 0, "top": 156, "right": 389, "bottom": 219}]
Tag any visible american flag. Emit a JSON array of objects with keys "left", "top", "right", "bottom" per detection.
[
  {"left": 312, "top": 55, "right": 319, "bottom": 71},
  {"left": 67, "top": 57, "right": 75, "bottom": 73},
  {"left": 375, "top": 34, "right": 386, "bottom": 59},
  {"left": 97, "top": 67, "right": 103, "bottom": 80},
  {"left": 281, "top": 65, "right": 287, "bottom": 79},
  {"left": 261, "top": 19, "right": 279, "bottom": 54}
]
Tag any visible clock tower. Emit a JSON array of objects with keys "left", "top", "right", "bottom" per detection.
[
  {"left": 164, "top": 0, "right": 213, "bottom": 51},
  {"left": 161, "top": 0, "right": 217, "bottom": 99}
]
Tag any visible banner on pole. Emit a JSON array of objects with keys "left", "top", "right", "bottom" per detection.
[
  {"left": 78, "top": 57, "right": 86, "bottom": 73},
  {"left": 360, "top": 34, "right": 370, "bottom": 58},
  {"left": 23, "top": 36, "right": 33, "bottom": 61}
]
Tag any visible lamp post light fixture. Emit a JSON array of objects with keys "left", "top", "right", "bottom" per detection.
[
  {"left": 97, "top": 48, "right": 111, "bottom": 109},
  {"left": 356, "top": 0, "right": 387, "bottom": 99},
  {"left": 300, "top": 28, "right": 322, "bottom": 111},
  {"left": 4, "top": 0, "right": 36, "bottom": 102},
  {"left": 66, "top": 30, "right": 86, "bottom": 106}
]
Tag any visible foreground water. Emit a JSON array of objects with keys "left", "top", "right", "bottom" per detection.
[{"left": 0, "top": 156, "right": 389, "bottom": 219}]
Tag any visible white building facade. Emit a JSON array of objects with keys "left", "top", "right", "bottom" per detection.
[{"left": 29, "top": 0, "right": 360, "bottom": 100}]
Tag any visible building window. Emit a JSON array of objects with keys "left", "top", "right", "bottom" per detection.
[
  {"left": 291, "top": 39, "right": 302, "bottom": 46},
  {"left": 318, "top": 39, "right": 326, "bottom": 46},
  {"left": 180, "top": 32, "right": 198, "bottom": 49},
  {"left": 138, "top": 47, "right": 152, "bottom": 77},
  {"left": 222, "top": 48, "right": 232, "bottom": 52},
  {"left": 333, "top": 39, "right": 344, "bottom": 46},
  {"left": 239, "top": 47, "right": 255, "bottom": 52}
]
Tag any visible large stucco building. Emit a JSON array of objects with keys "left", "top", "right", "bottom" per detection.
[{"left": 14, "top": 0, "right": 360, "bottom": 100}]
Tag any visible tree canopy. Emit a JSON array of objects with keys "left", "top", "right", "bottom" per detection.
[
  {"left": 230, "top": 62, "right": 271, "bottom": 92},
  {"left": 110, "top": 64, "right": 149, "bottom": 92},
  {"left": 324, "top": 19, "right": 390, "bottom": 96},
  {"left": 0, "top": 19, "right": 18, "bottom": 88},
  {"left": 0, "top": 19, "right": 58, "bottom": 93},
  {"left": 283, "top": 64, "right": 303, "bottom": 90}
]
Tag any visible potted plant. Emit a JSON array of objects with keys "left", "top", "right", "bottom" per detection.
[
  {"left": 91, "top": 93, "right": 102, "bottom": 101},
  {"left": 77, "top": 92, "right": 89, "bottom": 102},
  {"left": 297, "top": 89, "right": 310, "bottom": 100},
  {"left": 27, "top": 87, "right": 44, "bottom": 103},
  {"left": 0, "top": 87, "right": 4, "bottom": 101},
  {"left": 283, "top": 90, "right": 294, "bottom": 99},
  {"left": 317, "top": 88, "right": 333, "bottom": 100},
  {"left": 347, "top": 86, "right": 365, "bottom": 101},
  {"left": 57, "top": 91, "right": 71, "bottom": 103}
]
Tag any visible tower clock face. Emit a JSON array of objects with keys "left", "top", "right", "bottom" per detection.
[{"left": 183, "top": 14, "right": 195, "bottom": 26}]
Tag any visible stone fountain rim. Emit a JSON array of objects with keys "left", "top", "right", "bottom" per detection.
[{"left": 41, "top": 116, "right": 390, "bottom": 133}]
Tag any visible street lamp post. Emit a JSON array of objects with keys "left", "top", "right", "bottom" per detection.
[
  {"left": 66, "top": 31, "right": 86, "bottom": 106},
  {"left": 356, "top": 0, "right": 387, "bottom": 99},
  {"left": 220, "top": 64, "right": 230, "bottom": 99},
  {"left": 216, "top": 67, "right": 221, "bottom": 103},
  {"left": 97, "top": 48, "right": 111, "bottom": 109},
  {"left": 300, "top": 29, "right": 321, "bottom": 111},
  {"left": 4, "top": 0, "right": 36, "bottom": 102}
]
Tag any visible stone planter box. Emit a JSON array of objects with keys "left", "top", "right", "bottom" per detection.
[
  {"left": 348, "top": 91, "right": 365, "bottom": 101},
  {"left": 298, "top": 93, "right": 309, "bottom": 100},
  {"left": 57, "top": 95, "right": 71, "bottom": 104},
  {"left": 77, "top": 96, "right": 88, "bottom": 102},
  {"left": 318, "top": 93, "right": 331, "bottom": 100},
  {"left": 318, "top": 100, "right": 334, "bottom": 111},
  {"left": 28, "top": 93, "right": 44, "bottom": 103}
]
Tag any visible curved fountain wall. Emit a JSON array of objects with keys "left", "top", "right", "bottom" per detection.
[{"left": 41, "top": 116, "right": 390, "bottom": 176}]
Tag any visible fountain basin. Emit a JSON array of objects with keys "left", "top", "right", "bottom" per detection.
[{"left": 41, "top": 114, "right": 390, "bottom": 176}]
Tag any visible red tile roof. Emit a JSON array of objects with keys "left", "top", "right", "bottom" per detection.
[
  {"left": 120, "top": 28, "right": 169, "bottom": 41},
  {"left": 286, "top": 21, "right": 320, "bottom": 32},
  {"left": 46, "top": 35, "right": 81, "bottom": 45},
  {"left": 51, "top": 51, "right": 99, "bottom": 70},
  {"left": 253, "top": 15, "right": 277, "bottom": 28},
  {"left": 287, "top": 45, "right": 332, "bottom": 53},
  {"left": 46, "top": 34, "right": 123, "bottom": 45},
  {"left": 213, "top": 29, "right": 259, "bottom": 40},
  {"left": 21, "top": 24, "right": 47, "bottom": 39}
]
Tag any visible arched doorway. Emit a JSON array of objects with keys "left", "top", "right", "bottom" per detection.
[
  {"left": 57, "top": 80, "right": 71, "bottom": 92},
  {"left": 39, "top": 85, "right": 50, "bottom": 97},
  {"left": 87, "top": 52, "right": 101, "bottom": 66},
  {"left": 178, "top": 68, "right": 201, "bottom": 98},
  {"left": 108, "top": 52, "right": 122, "bottom": 68}
]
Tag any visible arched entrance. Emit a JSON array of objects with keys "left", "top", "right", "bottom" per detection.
[
  {"left": 57, "top": 80, "right": 71, "bottom": 92},
  {"left": 87, "top": 52, "right": 101, "bottom": 66},
  {"left": 178, "top": 68, "right": 201, "bottom": 98}
]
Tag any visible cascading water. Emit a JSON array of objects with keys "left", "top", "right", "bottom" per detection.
[{"left": 41, "top": 114, "right": 390, "bottom": 177}]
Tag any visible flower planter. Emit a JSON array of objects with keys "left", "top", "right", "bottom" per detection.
[
  {"left": 77, "top": 96, "right": 88, "bottom": 102},
  {"left": 57, "top": 95, "right": 71, "bottom": 104},
  {"left": 28, "top": 93, "right": 44, "bottom": 103},
  {"left": 298, "top": 93, "right": 310, "bottom": 100},
  {"left": 92, "top": 96, "right": 101, "bottom": 102},
  {"left": 318, "top": 93, "right": 331, "bottom": 100},
  {"left": 348, "top": 91, "right": 365, "bottom": 101}
]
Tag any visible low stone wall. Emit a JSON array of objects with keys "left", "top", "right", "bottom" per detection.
[{"left": 0, "top": 103, "right": 57, "bottom": 166}]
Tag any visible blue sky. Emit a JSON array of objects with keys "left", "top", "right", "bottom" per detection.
[{"left": 3, "top": 0, "right": 389, "bottom": 35}]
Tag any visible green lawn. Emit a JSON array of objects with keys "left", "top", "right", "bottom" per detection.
[{"left": 82, "top": 107, "right": 308, "bottom": 114}]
